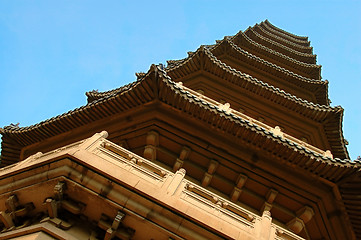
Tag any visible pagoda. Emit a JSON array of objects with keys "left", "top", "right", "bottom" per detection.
[{"left": 0, "top": 20, "right": 360, "bottom": 240}]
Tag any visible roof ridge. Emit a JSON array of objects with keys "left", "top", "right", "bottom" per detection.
[
  {"left": 85, "top": 72, "right": 151, "bottom": 103},
  {"left": 212, "top": 39, "right": 328, "bottom": 105},
  {"left": 334, "top": 108, "right": 350, "bottom": 159}
]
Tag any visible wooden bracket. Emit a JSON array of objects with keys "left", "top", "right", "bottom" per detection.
[
  {"left": 98, "top": 211, "right": 134, "bottom": 240},
  {"left": 0, "top": 194, "right": 34, "bottom": 230}
]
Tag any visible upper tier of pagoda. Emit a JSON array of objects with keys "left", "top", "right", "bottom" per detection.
[{"left": 230, "top": 30, "right": 321, "bottom": 80}]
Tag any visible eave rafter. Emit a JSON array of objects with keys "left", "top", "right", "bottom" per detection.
[{"left": 337, "top": 171, "right": 361, "bottom": 239}]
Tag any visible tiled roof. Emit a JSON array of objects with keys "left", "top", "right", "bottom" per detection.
[
  {"left": 245, "top": 27, "right": 316, "bottom": 64},
  {"left": 209, "top": 38, "right": 327, "bottom": 101},
  {"left": 1, "top": 64, "right": 350, "bottom": 163},
  {"left": 231, "top": 31, "right": 321, "bottom": 79},
  {"left": 85, "top": 79, "right": 141, "bottom": 103},
  {"left": 79, "top": 43, "right": 347, "bottom": 159},
  {"left": 167, "top": 46, "right": 335, "bottom": 114},
  {"left": 254, "top": 23, "right": 313, "bottom": 53},
  {"left": 264, "top": 19, "right": 309, "bottom": 41},
  {"left": 160, "top": 66, "right": 357, "bottom": 171}
]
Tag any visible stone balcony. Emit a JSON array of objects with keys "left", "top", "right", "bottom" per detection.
[{"left": 0, "top": 132, "right": 305, "bottom": 240}]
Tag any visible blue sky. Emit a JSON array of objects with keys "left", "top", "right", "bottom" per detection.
[{"left": 0, "top": 0, "right": 360, "bottom": 159}]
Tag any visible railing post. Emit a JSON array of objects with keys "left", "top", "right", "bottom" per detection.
[
  {"left": 167, "top": 168, "right": 186, "bottom": 195},
  {"left": 80, "top": 131, "right": 109, "bottom": 151},
  {"left": 254, "top": 210, "right": 273, "bottom": 240}
]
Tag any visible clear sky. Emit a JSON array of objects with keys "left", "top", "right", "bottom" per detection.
[{"left": 0, "top": 0, "right": 360, "bottom": 159}]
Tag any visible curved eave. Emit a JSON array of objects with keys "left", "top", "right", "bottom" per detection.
[
  {"left": 85, "top": 46, "right": 348, "bottom": 160},
  {"left": 157, "top": 68, "right": 359, "bottom": 183},
  {"left": 264, "top": 19, "right": 309, "bottom": 41},
  {"left": 260, "top": 21, "right": 311, "bottom": 47},
  {"left": 1, "top": 65, "right": 354, "bottom": 181},
  {"left": 231, "top": 31, "right": 321, "bottom": 79},
  {"left": 253, "top": 24, "right": 313, "bottom": 54},
  {"left": 324, "top": 109, "right": 350, "bottom": 159},
  {"left": 165, "top": 47, "right": 348, "bottom": 159},
  {"left": 166, "top": 46, "right": 338, "bottom": 118},
  {"left": 245, "top": 27, "right": 316, "bottom": 64},
  {"left": 85, "top": 80, "right": 139, "bottom": 103},
  {"left": 209, "top": 38, "right": 328, "bottom": 104},
  {"left": 0, "top": 67, "right": 158, "bottom": 165},
  {"left": 167, "top": 57, "right": 189, "bottom": 69}
]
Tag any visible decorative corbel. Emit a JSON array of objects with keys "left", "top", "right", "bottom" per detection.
[
  {"left": 287, "top": 206, "right": 314, "bottom": 234},
  {"left": 261, "top": 189, "right": 278, "bottom": 213},
  {"left": 297, "top": 206, "right": 314, "bottom": 224},
  {"left": 201, "top": 160, "right": 219, "bottom": 187},
  {"left": 98, "top": 211, "right": 135, "bottom": 240},
  {"left": 0, "top": 194, "right": 34, "bottom": 230},
  {"left": 144, "top": 131, "right": 159, "bottom": 161},
  {"left": 287, "top": 217, "right": 305, "bottom": 234},
  {"left": 230, "top": 174, "right": 247, "bottom": 202},
  {"left": 41, "top": 181, "right": 85, "bottom": 230},
  {"left": 173, "top": 146, "right": 190, "bottom": 171}
]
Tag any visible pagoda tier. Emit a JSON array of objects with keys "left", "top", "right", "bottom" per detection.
[
  {"left": 1, "top": 21, "right": 359, "bottom": 240},
  {"left": 264, "top": 19, "right": 309, "bottom": 42},
  {"left": 83, "top": 48, "right": 344, "bottom": 159},
  {"left": 231, "top": 31, "right": 321, "bottom": 81},
  {"left": 209, "top": 38, "right": 326, "bottom": 103},
  {"left": 165, "top": 47, "right": 346, "bottom": 159},
  {"left": 1, "top": 66, "right": 360, "bottom": 239},
  {"left": 1, "top": 62, "right": 345, "bottom": 162},
  {"left": 259, "top": 22, "right": 311, "bottom": 47},
  {"left": 252, "top": 24, "right": 313, "bottom": 54},
  {"left": 244, "top": 27, "right": 316, "bottom": 64}
]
